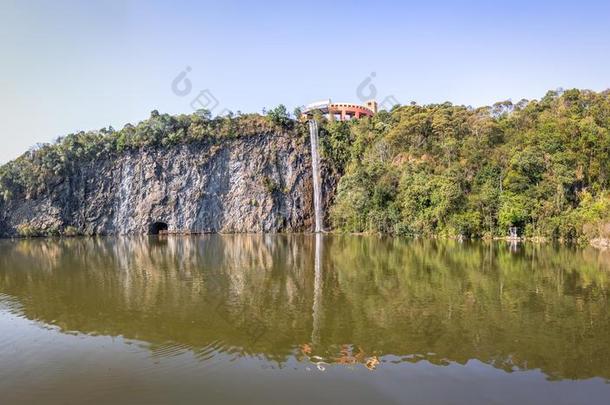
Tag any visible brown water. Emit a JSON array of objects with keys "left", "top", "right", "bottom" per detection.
[{"left": 0, "top": 235, "right": 609, "bottom": 404}]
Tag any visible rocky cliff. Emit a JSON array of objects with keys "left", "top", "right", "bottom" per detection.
[{"left": 0, "top": 131, "right": 338, "bottom": 237}]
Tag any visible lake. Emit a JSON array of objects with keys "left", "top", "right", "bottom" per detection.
[{"left": 0, "top": 235, "right": 609, "bottom": 404}]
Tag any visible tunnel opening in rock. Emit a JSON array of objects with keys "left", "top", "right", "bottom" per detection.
[{"left": 149, "top": 222, "right": 169, "bottom": 235}]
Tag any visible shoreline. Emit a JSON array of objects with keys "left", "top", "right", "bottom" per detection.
[{"left": 2, "top": 231, "right": 608, "bottom": 250}]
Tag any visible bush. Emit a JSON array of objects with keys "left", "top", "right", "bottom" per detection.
[
  {"left": 63, "top": 226, "right": 80, "bottom": 237},
  {"left": 320, "top": 121, "right": 352, "bottom": 172},
  {"left": 17, "top": 224, "right": 43, "bottom": 238},
  {"left": 262, "top": 177, "right": 280, "bottom": 194},
  {"left": 448, "top": 211, "right": 482, "bottom": 237},
  {"left": 266, "top": 105, "right": 292, "bottom": 128}
]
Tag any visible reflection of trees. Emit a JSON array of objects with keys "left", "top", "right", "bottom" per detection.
[
  {"left": 0, "top": 237, "right": 609, "bottom": 379},
  {"left": 324, "top": 237, "right": 610, "bottom": 379},
  {"left": 0, "top": 236, "right": 317, "bottom": 361}
]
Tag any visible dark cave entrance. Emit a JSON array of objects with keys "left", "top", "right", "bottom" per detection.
[{"left": 149, "top": 221, "right": 169, "bottom": 235}]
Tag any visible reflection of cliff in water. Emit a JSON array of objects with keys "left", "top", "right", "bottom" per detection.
[{"left": 0, "top": 236, "right": 609, "bottom": 380}]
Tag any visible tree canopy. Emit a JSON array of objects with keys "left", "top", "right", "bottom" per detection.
[
  {"left": 328, "top": 89, "right": 610, "bottom": 242},
  {"left": 2, "top": 89, "right": 610, "bottom": 242}
]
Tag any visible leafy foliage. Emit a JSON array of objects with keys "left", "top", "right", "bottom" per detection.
[
  {"left": 266, "top": 104, "right": 292, "bottom": 128},
  {"left": 3, "top": 89, "right": 610, "bottom": 242},
  {"left": 330, "top": 89, "right": 610, "bottom": 241}
]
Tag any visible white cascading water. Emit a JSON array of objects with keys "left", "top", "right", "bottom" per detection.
[{"left": 308, "top": 120, "right": 323, "bottom": 232}]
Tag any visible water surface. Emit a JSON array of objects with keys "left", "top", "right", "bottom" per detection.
[{"left": 0, "top": 235, "right": 609, "bottom": 404}]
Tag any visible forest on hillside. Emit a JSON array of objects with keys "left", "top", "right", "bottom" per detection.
[
  {"left": 1, "top": 89, "right": 610, "bottom": 242},
  {"left": 323, "top": 89, "right": 610, "bottom": 242}
]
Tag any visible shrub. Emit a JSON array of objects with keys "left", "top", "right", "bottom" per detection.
[
  {"left": 262, "top": 177, "right": 280, "bottom": 194},
  {"left": 17, "top": 224, "right": 42, "bottom": 238},
  {"left": 266, "top": 105, "right": 292, "bottom": 128},
  {"left": 63, "top": 226, "right": 80, "bottom": 237}
]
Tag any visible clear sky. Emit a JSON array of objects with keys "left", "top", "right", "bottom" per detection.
[{"left": 1, "top": 0, "right": 609, "bottom": 163}]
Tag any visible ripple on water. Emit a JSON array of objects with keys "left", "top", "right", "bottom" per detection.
[{"left": 0, "top": 292, "right": 23, "bottom": 313}]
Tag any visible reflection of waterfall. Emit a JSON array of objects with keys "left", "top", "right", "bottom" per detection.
[
  {"left": 308, "top": 120, "right": 323, "bottom": 233},
  {"left": 311, "top": 233, "right": 323, "bottom": 346}
]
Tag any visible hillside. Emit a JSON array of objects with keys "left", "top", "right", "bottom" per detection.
[
  {"left": 0, "top": 110, "right": 338, "bottom": 236},
  {"left": 1, "top": 89, "right": 610, "bottom": 242},
  {"left": 329, "top": 89, "right": 610, "bottom": 242}
]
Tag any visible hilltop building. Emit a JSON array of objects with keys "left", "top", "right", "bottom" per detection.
[{"left": 301, "top": 99, "right": 377, "bottom": 121}]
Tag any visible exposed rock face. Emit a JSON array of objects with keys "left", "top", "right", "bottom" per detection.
[{"left": 0, "top": 133, "right": 339, "bottom": 237}]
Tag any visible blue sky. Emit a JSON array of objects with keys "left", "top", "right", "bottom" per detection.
[{"left": 1, "top": 0, "right": 609, "bottom": 162}]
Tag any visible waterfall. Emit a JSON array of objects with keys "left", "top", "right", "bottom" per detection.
[{"left": 308, "top": 120, "right": 323, "bottom": 233}]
